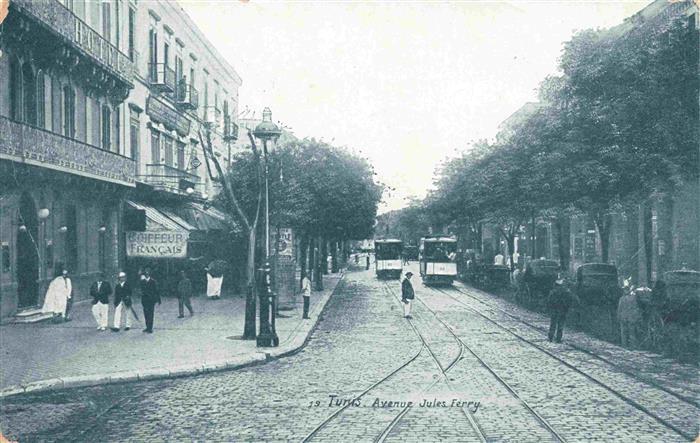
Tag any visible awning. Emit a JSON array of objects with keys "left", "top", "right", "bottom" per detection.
[
  {"left": 175, "top": 202, "right": 239, "bottom": 232},
  {"left": 126, "top": 200, "right": 196, "bottom": 231}
]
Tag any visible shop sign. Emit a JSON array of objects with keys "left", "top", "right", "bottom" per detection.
[
  {"left": 277, "top": 228, "right": 293, "bottom": 256},
  {"left": 126, "top": 231, "right": 188, "bottom": 258},
  {"left": 146, "top": 96, "right": 191, "bottom": 137}
]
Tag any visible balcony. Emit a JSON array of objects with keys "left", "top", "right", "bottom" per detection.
[
  {"left": 10, "top": 0, "right": 134, "bottom": 87},
  {"left": 177, "top": 81, "right": 199, "bottom": 111},
  {"left": 149, "top": 63, "right": 176, "bottom": 94},
  {"left": 223, "top": 118, "right": 239, "bottom": 142},
  {"left": 0, "top": 116, "right": 136, "bottom": 187},
  {"left": 138, "top": 164, "right": 202, "bottom": 197}
]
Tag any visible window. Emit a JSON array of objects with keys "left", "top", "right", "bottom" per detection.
[
  {"left": 175, "top": 55, "right": 183, "bottom": 98},
  {"left": 36, "top": 71, "right": 45, "bottom": 129},
  {"left": 101, "top": 1, "right": 111, "bottom": 43},
  {"left": 101, "top": 105, "right": 111, "bottom": 150},
  {"left": 148, "top": 27, "right": 158, "bottom": 81},
  {"left": 130, "top": 109, "right": 141, "bottom": 174},
  {"left": 163, "top": 136, "right": 174, "bottom": 167},
  {"left": 177, "top": 141, "right": 185, "bottom": 170},
  {"left": 63, "top": 86, "right": 76, "bottom": 138},
  {"left": 150, "top": 129, "right": 161, "bottom": 164},
  {"left": 22, "top": 63, "right": 36, "bottom": 126},
  {"left": 128, "top": 8, "right": 136, "bottom": 61},
  {"left": 115, "top": 0, "right": 121, "bottom": 50},
  {"left": 9, "top": 58, "right": 22, "bottom": 121},
  {"left": 1, "top": 243, "right": 10, "bottom": 273}
]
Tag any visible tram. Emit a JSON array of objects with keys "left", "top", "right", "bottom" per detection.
[
  {"left": 419, "top": 236, "right": 458, "bottom": 285},
  {"left": 375, "top": 239, "right": 403, "bottom": 279}
]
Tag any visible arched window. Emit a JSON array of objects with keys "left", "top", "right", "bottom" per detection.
[
  {"left": 22, "top": 63, "right": 36, "bottom": 126},
  {"left": 9, "top": 58, "right": 22, "bottom": 121},
  {"left": 63, "top": 85, "right": 76, "bottom": 137},
  {"left": 36, "top": 71, "right": 46, "bottom": 129}
]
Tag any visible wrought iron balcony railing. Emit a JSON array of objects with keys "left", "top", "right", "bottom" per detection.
[
  {"left": 0, "top": 116, "right": 135, "bottom": 187},
  {"left": 148, "top": 63, "right": 176, "bottom": 94},
  {"left": 138, "top": 164, "right": 202, "bottom": 196},
  {"left": 11, "top": 0, "right": 134, "bottom": 86},
  {"left": 177, "top": 81, "right": 199, "bottom": 110}
]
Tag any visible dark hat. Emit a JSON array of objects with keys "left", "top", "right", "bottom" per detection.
[{"left": 405, "top": 272, "right": 413, "bottom": 277}]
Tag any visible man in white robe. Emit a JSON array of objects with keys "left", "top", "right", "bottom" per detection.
[
  {"left": 41, "top": 269, "right": 72, "bottom": 320},
  {"left": 206, "top": 269, "right": 223, "bottom": 300}
]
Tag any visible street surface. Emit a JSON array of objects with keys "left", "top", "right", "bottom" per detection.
[{"left": 1, "top": 263, "right": 698, "bottom": 442}]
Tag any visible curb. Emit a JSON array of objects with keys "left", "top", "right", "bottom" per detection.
[{"left": 0, "top": 272, "right": 345, "bottom": 399}]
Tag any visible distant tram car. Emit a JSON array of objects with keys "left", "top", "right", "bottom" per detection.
[
  {"left": 419, "top": 237, "right": 458, "bottom": 285},
  {"left": 375, "top": 239, "right": 403, "bottom": 279}
]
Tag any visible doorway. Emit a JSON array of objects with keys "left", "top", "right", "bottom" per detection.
[{"left": 17, "top": 193, "right": 39, "bottom": 309}]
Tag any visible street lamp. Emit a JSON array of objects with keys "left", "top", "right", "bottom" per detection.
[{"left": 253, "top": 107, "right": 281, "bottom": 348}]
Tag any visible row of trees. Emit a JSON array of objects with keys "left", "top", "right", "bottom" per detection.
[
  {"left": 405, "top": 13, "right": 698, "bottom": 271},
  {"left": 202, "top": 129, "right": 383, "bottom": 338}
]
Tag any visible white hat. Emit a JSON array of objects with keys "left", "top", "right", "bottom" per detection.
[{"left": 118, "top": 272, "right": 127, "bottom": 278}]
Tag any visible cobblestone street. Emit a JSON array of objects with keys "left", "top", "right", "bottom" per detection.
[{"left": 1, "top": 265, "right": 698, "bottom": 442}]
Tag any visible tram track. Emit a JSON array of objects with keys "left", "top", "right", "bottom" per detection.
[
  {"left": 451, "top": 283, "right": 700, "bottom": 409},
  {"left": 375, "top": 281, "right": 486, "bottom": 443},
  {"left": 430, "top": 285, "right": 697, "bottom": 442}
]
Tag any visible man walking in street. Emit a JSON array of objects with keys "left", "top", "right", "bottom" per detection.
[
  {"left": 177, "top": 270, "right": 194, "bottom": 318},
  {"left": 401, "top": 272, "right": 415, "bottom": 319},
  {"left": 618, "top": 285, "right": 644, "bottom": 349},
  {"left": 301, "top": 272, "right": 312, "bottom": 319},
  {"left": 112, "top": 271, "right": 135, "bottom": 331},
  {"left": 90, "top": 272, "right": 112, "bottom": 331},
  {"left": 547, "top": 274, "right": 574, "bottom": 343},
  {"left": 41, "top": 268, "right": 72, "bottom": 323},
  {"left": 140, "top": 268, "right": 161, "bottom": 333}
]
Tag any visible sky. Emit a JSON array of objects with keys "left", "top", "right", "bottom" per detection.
[{"left": 181, "top": 0, "right": 648, "bottom": 213}]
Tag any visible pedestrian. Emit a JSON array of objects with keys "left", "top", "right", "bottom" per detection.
[
  {"left": 617, "top": 285, "right": 643, "bottom": 349},
  {"left": 177, "top": 270, "right": 194, "bottom": 318},
  {"left": 140, "top": 268, "right": 161, "bottom": 333},
  {"left": 366, "top": 253, "right": 370, "bottom": 270},
  {"left": 301, "top": 272, "right": 312, "bottom": 319},
  {"left": 547, "top": 274, "right": 574, "bottom": 343},
  {"left": 205, "top": 267, "right": 223, "bottom": 300},
  {"left": 112, "top": 271, "right": 135, "bottom": 331},
  {"left": 90, "top": 272, "right": 112, "bottom": 331},
  {"left": 401, "top": 271, "right": 415, "bottom": 319},
  {"left": 41, "top": 268, "right": 72, "bottom": 322},
  {"left": 355, "top": 253, "right": 359, "bottom": 265}
]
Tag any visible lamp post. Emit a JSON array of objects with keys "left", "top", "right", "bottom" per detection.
[{"left": 253, "top": 107, "right": 281, "bottom": 347}]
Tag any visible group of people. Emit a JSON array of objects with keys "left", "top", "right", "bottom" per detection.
[{"left": 41, "top": 267, "right": 226, "bottom": 333}]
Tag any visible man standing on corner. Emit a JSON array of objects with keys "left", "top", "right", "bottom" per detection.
[
  {"left": 140, "top": 268, "right": 161, "bottom": 333},
  {"left": 401, "top": 271, "right": 415, "bottom": 319},
  {"left": 90, "top": 272, "right": 112, "bottom": 331},
  {"left": 301, "top": 272, "right": 312, "bottom": 319},
  {"left": 177, "top": 269, "right": 194, "bottom": 318}
]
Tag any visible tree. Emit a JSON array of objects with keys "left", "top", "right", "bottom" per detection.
[{"left": 200, "top": 128, "right": 263, "bottom": 340}]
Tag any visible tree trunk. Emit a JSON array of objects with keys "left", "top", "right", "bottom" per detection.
[
  {"left": 506, "top": 234, "right": 516, "bottom": 272},
  {"left": 595, "top": 213, "right": 612, "bottom": 264},
  {"left": 243, "top": 227, "right": 257, "bottom": 339},
  {"left": 530, "top": 212, "right": 536, "bottom": 259},
  {"left": 321, "top": 238, "right": 328, "bottom": 275},
  {"left": 331, "top": 240, "right": 339, "bottom": 273},
  {"left": 554, "top": 214, "right": 571, "bottom": 272},
  {"left": 299, "top": 236, "right": 308, "bottom": 289},
  {"left": 314, "top": 237, "right": 324, "bottom": 291}
]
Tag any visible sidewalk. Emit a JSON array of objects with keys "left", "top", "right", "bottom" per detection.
[{"left": 0, "top": 273, "right": 343, "bottom": 397}]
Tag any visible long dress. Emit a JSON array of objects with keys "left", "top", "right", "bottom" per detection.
[
  {"left": 206, "top": 272, "right": 223, "bottom": 298},
  {"left": 41, "top": 276, "right": 72, "bottom": 316}
]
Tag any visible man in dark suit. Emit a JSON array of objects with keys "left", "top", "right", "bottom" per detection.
[
  {"left": 401, "top": 272, "right": 415, "bottom": 319},
  {"left": 140, "top": 268, "right": 161, "bottom": 333},
  {"left": 90, "top": 272, "right": 113, "bottom": 331},
  {"left": 112, "top": 271, "right": 135, "bottom": 332}
]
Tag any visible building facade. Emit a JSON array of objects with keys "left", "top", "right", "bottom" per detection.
[
  {"left": 0, "top": 0, "right": 241, "bottom": 319},
  {"left": 0, "top": 0, "right": 136, "bottom": 317}
]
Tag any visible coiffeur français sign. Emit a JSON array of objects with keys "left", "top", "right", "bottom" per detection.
[{"left": 126, "top": 231, "right": 188, "bottom": 258}]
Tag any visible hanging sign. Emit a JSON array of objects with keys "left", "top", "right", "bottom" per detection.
[
  {"left": 277, "top": 228, "right": 294, "bottom": 257},
  {"left": 126, "top": 231, "right": 188, "bottom": 258}
]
